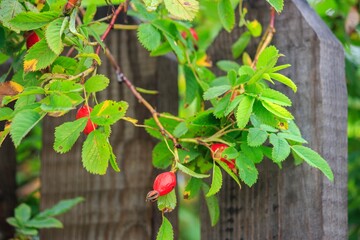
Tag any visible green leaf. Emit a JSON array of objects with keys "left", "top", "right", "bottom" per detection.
[
  {"left": 0, "top": 107, "right": 13, "bottom": 121},
  {"left": 232, "top": 32, "right": 251, "bottom": 59},
  {"left": 173, "top": 122, "right": 188, "bottom": 138},
  {"left": 6, "top": 217, "right": 20, "bottom": 228},
  {"left": 164, "top": 0, "right": 199, "bottom": 21},
  {"left": 84, "top": 75, "right": 110, "bottom": 93},
  {"left": 256, "top": 46, "right": 279, "bottom": 69},
  {"left": 216, "top": 60, "right": 240, "bottom": 72},
  {"left": 37, "top": 197, "right": 84, "bottom": 218},
  {"left": 216, "top": 160, "right": 241, "bottom": 187},
  {"left": 277, "top": 132, "right": 307, "bottom": 144},
  {"left": 213, "top": 93, "right": 231, "bottom": 118},
  {"left": 26, "top": 218, "right": 63, "bottom": 229},
  {"left": 10, "top": 11, "right": 60, "bottom": 31},
  {"left": 24, "top": 39, "right": 58, "bottom": 72},
  {"left": 247, "top": 128, "right": 268, "bottom": 147},
  {"left": 157, "top": 189, "right": 177, "bottom": 212},
  {"left": 177, "top": 162, "right": 210, "bottom": 178},
  {"left": 224, "top": 95, "right": 243, "bottom": 116},
  {"left": 82, "top": 130, "right": 110, "bottom": 175},
  {"left": 178, "top": 146, "right": 200, "bottom": 164},
  {"left": 247, "top": 20, "right": 262, "bottom": 37},
  {"left": 145, "top": 116, "right": 179, "bottom": 140},
  {"left": 54, "top": 118, "right": 87, "bottom": 153},
  {"left": 137, "top": 23, "right": 161, "bottom": 51},
  {"left": 269, "top": 133, "right": 290, "bottom": 162},
  {"left": 10, "top": 110, "right": 45, "bottom": 147},
  {"left": 90, "top": 100, "right": 128, "bottom": 125},
  {"left": 184, "top": 177, "right": 202, "bottom": 199},
  {"left": 75, "top": 53, "right": 101, "bottom": 65},
  {"left": 203, "top": 85, "right": 231, "bottom": 100},
  {"left": 236, "top": 96, "right": 255, "bottom": 129},
  {"left": 206, "top": 164, "right": 222, "bottom": 197},
  {"left": 83, "top": 4, "right": 97, "bottom": 24},
  {"left": 156, "top": 216, "right": 174, "bottom": 240},
  {"left": 241, "top": 143, "right": 263, "bottom": 164},
  {"left": 46, "top": 18, "right": 65, "bottom": 55},
  {"left": 15, "top": 204, "right": 31, "bottom": 222},
  {"left": 266, "top": 0, "right": 284, "bottom": 12},
  {"left": 218, "top": 0, "right": 235, "bottom": 32},
  {"left": 268, "top": 73, "right": 297, "bottom": 92},
  {"left": 108, "top": 144, "right": 120, "bottom": 172},
  {"left": 202, "top": 183, "right": 220, "bottom": 226},
  {"left": 0, "top": 0, "right": 25, "bottom": 32},
  {"left": 236, "top": 154, "right": 258, "bottom": 187},
  {"left": 143, "top": 0, "right": 163, "bottom": 11},
  {"left": 152, "top": 141, "right": 173, "bottom": 169},
  {"left": 291, "top": 145, "right": 334, "bottom": 181},
  {"left": 261, "top": 101, "right": 293, "bottom": 120},
  {"left": 184, "top": 65, "right": 199, "bottom": 105},
  {"left": 164, "top": 33, "right": 185, "bottom": 63},
  {"left": 259, "top": 88, "right": 292, "bottom": 106},
  {"left": 222, "top": 146, "right": 239, "bottom": 159}
]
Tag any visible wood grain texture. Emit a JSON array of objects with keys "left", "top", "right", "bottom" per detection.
[
  {"left": 200, "top": 0, "right": 347, "bottom": 239},
  {"left": 40, "top": 26, "right": 179, "bottom": 239}
]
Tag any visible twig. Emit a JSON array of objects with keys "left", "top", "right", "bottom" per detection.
[
  {"left": 251, "top": 7, "right": 276, "bottom": 68},
  {"left": 104, "top": 48, "right": 181, "bottom": 149}
]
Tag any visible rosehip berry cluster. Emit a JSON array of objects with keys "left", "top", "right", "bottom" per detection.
[
  {"left": 76, "top": 105, "right": 97, "bottom": 135},
  {"left": 26, "top": 31, "right": 40, "bottom": 49},
  {"left": 211, "top": 143, "right": 237, "bottom": 171},
  {"left": 146, "top": 172, "right": 177, "bottom": 202}
]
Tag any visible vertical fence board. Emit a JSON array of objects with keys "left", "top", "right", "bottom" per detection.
[
  {"left": 200, "top": 0, "right": 347, "bottom": 239},
  {"left": 40, "top": 27, "right": 178, "bottom": 239}
]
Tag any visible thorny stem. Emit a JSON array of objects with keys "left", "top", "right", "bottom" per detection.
[
  {"left": 251, "top": 7, "right": 276, "bottom": 68},
  {"left": 104, "top": 48, "right": 181, "bottom": 149}
]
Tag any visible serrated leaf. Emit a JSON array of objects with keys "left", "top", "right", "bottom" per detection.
[
  {"left": 232, "top": 32, "right": 251, "bottom": 59},
  {"left": 10, "top": 110, "right": 45, "bottom": 147},
  {"left": 108, "top": 145, "right": 120, "bottom": 172},
  {"left": 90, "top": 100, "right": 128, "bottom": 125},
  {"left": 278, "top": 132, "right": 307, "bottom": 143},
  {"left": 236, "top": 96, "right": 255, "bottom": 129},
  {"left": 46, "top": 18, "right": 65, "bottom": 55},
  {"left": 83, "top": 4, "right": 97, "bottom": 24},
  {"left": 291, "top": 145, "right": 334, "bottom": 181},
  {"left": 54, "top": 118, "right": 87, "bottom": 153},
  {"left": 0, "top": 107, "right": 13, "bottom": 121},
  {"left": 236, "top": 154, "right": 258, "bottom": 187},
  {"left": 269, "top": 133, "right": 290, "bottom": 162},
  {"left": 216, "top": 160, "right": 241, "bottom": 187},
  {"left": 156, "top": 216, "right": 174, "bottom": 240},
  {"left": 203, "top": 85, "right": 231, "bottom": 100},
  {"left": 152, "top": 141, "right": 173, "bottom": 169},
  {"left": 157, "top": 189, "right": 177, "bottom": 212},
  {"left": 206, "top": 164, "right": 222, "bottom": 197},
  {"left": 37, "top": 197, "right": 84, "bottom": 218},
  {"left": 256, "top": 46, "right": 279, "bottom": 69},
  {"left": 178, "top": 146, "right": 200, "bottom": 164},
  {"left": 137, "top": 23, "right": 161, "bottom": 51},
  {"left": 0, "top": 0, "right": 25, "bottom": 32},
  {"left": 10, "top": 11, "right": 59, "bottom": 31},
  {"left": 164, "top": 0, "right": 199, "bottom": 21},
  {"left": 241, "top": 143, "right": 263, "bottom": 163},
  {"left": 76, "top": 53, "right": 101, "bottom": 65},
  {"left": 26, "top": 218, "right": 63, "bottom": 229},
  {"left": 224, "top": 95, "right": 243, "bottom": 116},
  {"left": 184, "top": 177, "right": 202, "bottom": 199},
  {"left": 247, "top": 128, "right": 268, "bottom": 147},
  {"left": 261, "top": 100, "right": 293, "bottom": 120},
  {"left": 218, "top": 0, "right": 235, "bottom": 32},
  {"left": 213, "top": 93, "right": 231, "bottom": 118},
  {"left": 24, "top": 39, "right": 58, "bottom": 72},
  {"left": 177, "top": 162, "right": 210, "bottom": 178},
  {"left": 82, "top": 130, "right": 110, "bottom": 175},
  {"left": 269, "top": 73, "right": 297, "bottom": 92},
  {"left": 222, "top": 146, "right": 239, "bottom": 159},
  {"left": 173, "top": 121, "right": 188, "bottom": 138},
  {"left": 145, "top": 116, "right": 179, "bottom": 140},
  {"left": 259, "top": 88, "right": 292, "bottom": 106},
  {"left": 202, "top": 183, "right": 220, "bottom": 226},
  {"left": 15, "top": 204, "right": 31, "bottom": 222},
  {"left": 183, "top": 65, "right": 198, "bottom": 105},
  {"left": 143, "top": 0, "right": 163, "bottom": 11},
  {"left": 216, "top": 60, "right": 240, "bottom": 72},
  {"left": 266, "top": 0, "right": 284, "bottom": 12},
  {"left": 84, "top": 75, "right": 109, "bottom": 93}
]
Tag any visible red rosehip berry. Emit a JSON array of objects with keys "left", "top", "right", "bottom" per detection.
[
  {"left": 26, "top": 32, "right": 40, "bottom": 49},
  {"left": 189, "top": 28, "right": 199, "bottom": 41},
  {"left": 64, "top": 0, "right": 79, "bottom": 13},
  {"left": 76, "top": 105, "right": 97, "bottom": 135},
  {"left": 146, "top": 172, "right": 177, "bottom": 202},
  {"left": 211, "top": 143, "right": 237, "bottom": 171}
]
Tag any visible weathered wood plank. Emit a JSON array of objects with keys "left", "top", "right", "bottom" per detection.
[
  {"left": 40, "top": 26, "right": 179, "bottom": 239},
  {"left": 201, "top": 0, "right": 347, "bottom": 239}
]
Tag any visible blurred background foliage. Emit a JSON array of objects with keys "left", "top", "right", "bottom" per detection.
[{"left": 307, "top": 0, "right": 360, "bottom": 239}]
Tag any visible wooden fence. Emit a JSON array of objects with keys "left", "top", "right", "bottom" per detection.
[{"left": 0, "top": 0, "right": 347, "bottom": 239}]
